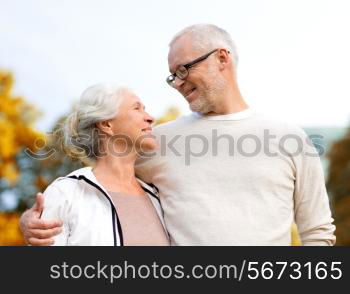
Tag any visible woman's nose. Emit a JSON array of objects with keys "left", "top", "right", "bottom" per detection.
[{"left": 145, "top": 113, "right": 155, "bottom": 124}]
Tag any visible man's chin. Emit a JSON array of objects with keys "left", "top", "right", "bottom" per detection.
[{"left": 189, "top": 97, "right": 211, "bottom": 114}]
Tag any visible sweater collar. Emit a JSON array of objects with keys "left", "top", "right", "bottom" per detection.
[{"left": 194, "top": 107, "right": 254, "bottom": 121}]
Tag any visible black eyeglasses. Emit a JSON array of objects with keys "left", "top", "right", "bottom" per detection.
[{"left": 166, "top": 48, "right": 219, "bottom": 87}]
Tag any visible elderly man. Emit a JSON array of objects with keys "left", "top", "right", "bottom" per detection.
[{"left": 20, "top": 24, "right": 335, "bottom": 245}]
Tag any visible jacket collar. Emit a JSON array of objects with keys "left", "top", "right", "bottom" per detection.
[
  {"left": 65, "top": 166, "right": 158, "bottom": 198},
  {"left": 66, "top": 166, "right": 111, "bottom": 197}
]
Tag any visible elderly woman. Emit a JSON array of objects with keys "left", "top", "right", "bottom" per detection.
[{"left": 21, "top": 84, "right": 169, "bottom": 246}]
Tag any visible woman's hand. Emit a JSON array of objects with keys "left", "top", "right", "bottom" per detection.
[{"left": 19, "top": 193, "right": 63, "bottom": 246}]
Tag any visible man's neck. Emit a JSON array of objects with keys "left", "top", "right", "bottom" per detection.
[{"left": 206, "top": 88, "right": 249, "bottom": 116}]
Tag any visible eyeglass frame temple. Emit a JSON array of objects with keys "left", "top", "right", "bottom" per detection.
[{"left": 183, "top": 48, "right": 219, "bottom": 70}]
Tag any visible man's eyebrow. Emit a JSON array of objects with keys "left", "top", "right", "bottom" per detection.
[
  {"left": 169, "top": 66, "right": 176, "bottom": 74},
  {"left": 169, "top": 57, "right": 192, "bottom": 73},
  {"left": 169, "top": 60, "right": 183, "bottom": 74}
]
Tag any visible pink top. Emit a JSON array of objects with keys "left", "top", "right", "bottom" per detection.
[{"left": 108, "top": 191, "right": 170, "bottom": 246}]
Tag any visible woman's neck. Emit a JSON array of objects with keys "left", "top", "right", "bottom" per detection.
[{"left": 92, "top": 151, "right": 142, "bottom": 194}]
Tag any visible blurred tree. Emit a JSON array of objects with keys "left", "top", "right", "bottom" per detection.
[
  {"left": 6, "top": 114, "right": 85, "bottom": 212},
  {"left": 155, "top": 107, "right": 181, "bottom": 125},
  {"left": 0, "top": 213, "right": 24, "bottom": 245},
  {"left": 0, "top": 71, "right": 48, "bottom": 213},
  {"left": 0, "top": 71, "right": 45, "bottom": 186},
  {"left": 0, "top": 70, "right": 47, "bottom": 245},
  {"left": 291, "top": 223, "right": 301, "bottom": 246},
  {"left": 327, "top": 128, "right": 350, "bottom": 245}
]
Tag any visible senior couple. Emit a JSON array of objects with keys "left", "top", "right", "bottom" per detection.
[{"left": 20, "top": 24, "right": 336, "bottom": 246}]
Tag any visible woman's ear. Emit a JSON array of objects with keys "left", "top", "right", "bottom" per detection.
[{"left": 96, "top": 120, "right": 113, "bottom": 136}]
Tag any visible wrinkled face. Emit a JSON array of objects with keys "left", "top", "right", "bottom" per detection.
[
  {"left": 108, "top": 90, "right": 156, "bottom": 153},
  {"left": 168, "top": 35, "right": 226, "bottom": 114}
]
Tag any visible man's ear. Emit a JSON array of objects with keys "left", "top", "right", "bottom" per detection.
[
  {"left": 218, "top": 49, "right": 231, "bottom": 70},
  {"left": 96, "top": 120, "right": 113, "bottom": 136}
]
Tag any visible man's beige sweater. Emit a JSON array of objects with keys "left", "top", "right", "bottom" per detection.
[{"left": 136, "top": 109, "right": 336, "bottom": 245}]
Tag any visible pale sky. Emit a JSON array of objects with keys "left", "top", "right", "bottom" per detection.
[{"left": 1, "top": 0, "right": 350, "bottom": 132}]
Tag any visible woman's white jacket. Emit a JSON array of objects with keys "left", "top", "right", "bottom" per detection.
[{"left": 41, "top": 167, "right": 166, "bottom": 246}]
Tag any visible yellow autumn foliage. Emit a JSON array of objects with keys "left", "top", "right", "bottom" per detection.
[
  {"left": 0, "top": 70, "right": 46, "bottom": 185},
  {"left": 0, "top": 213, "right": 25, "bottom": 246},
  {"left": 155, "top": 107, "right": 181, "bottom": 125}
]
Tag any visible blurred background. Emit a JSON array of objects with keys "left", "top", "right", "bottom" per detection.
[{"left": 1, "top": 0, "right": 349, "bottom": 245}]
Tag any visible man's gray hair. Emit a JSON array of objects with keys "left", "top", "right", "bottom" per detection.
[{"left": 169, "top": 24, "right": 239, "bottom": 67}]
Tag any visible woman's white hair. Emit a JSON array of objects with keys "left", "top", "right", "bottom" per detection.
[
  {"left": 169, "top": 24, "right": 239, "bottom": 67},
  {"left": 62, "top": 83, "right": 129, "bottom": 161}
]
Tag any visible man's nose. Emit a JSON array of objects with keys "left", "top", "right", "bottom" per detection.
[{"left": 173, "top": 76, "right": 185, "bottom": 89}]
